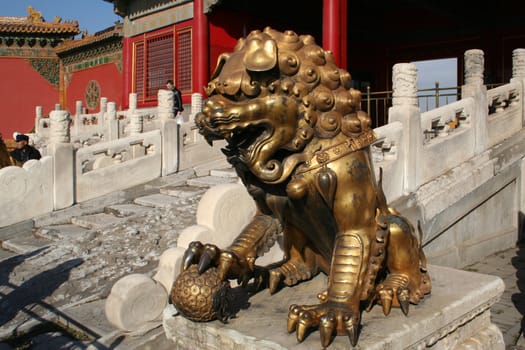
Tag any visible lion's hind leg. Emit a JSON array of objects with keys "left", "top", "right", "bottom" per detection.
[
  {"left": 268, "top": 224, "right": 323, "bottom": 293},
  {"left": 373, "top": 215, "right": 431, "bottom": 316}
]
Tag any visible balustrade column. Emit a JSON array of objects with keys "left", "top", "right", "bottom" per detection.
[
  {"left": 511, "top": 49, "right": 525, "bottom": 127},
  {"left": 74, "top": 101, "right": 83, "bottom": 136},
  {"left": 464, "top": 49, "right": 484, "bottom": 86},
  {"left": 35, "top": 106, "right": 43, "bottom": 136},
  {"left": 99, "top": 97, "right": 108, "bottom": 125},
  {"left": 389, "top": 63, "right": 421, "bottom": 193},
  {"left": 128, "top": 93, "right": 142, "bottom": 135},
  {"left": 49, "top": 109, "right": 74, "bottom": 209},
  {"left": 106, "top": 102, "right": 119, "bottom": 141},
  {"left": 512, "top": 49, "right": 525, "bottom": 79},
  {"left": 462, "top": 49, "right": 487, "bottom": 154},
  {"left": 49, "top": 110, "right": 71, "bottom": 144},
  {"left": 158, "top": 89, "right": 178, "bottom": 176},
  {"left": 158, "top": 89, "right": 175, "bottom": 121},
  {"left": 190, "top": 93, "right": 204, "bottom": 143}
]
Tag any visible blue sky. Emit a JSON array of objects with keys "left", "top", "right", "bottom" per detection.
[{"left": 2, "top": 1, "right": 121, "bottom": 35}]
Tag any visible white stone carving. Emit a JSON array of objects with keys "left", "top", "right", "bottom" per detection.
[
  {"left": 153, "top": 246, "right": 186, "bottom": 294},
  {"left": 158, "top": 89, "right": 175, "bottom": 120},
  {"left": 392, "top": 63, "right": 418, "bottom": 106},
  {"left": 129, "top": 92, "right": 137, "bottom": 110},
  {"left": 464, "top": 49, "right": 484, "bottom": 85},
  {"left": 512, "top": 48, "right": 525, "bottom": 79},
  {"left": 191, "top": 93, "right": 203, "bottom": 120},
  {"left": 105, "top": 273, "right": 167, "bottom": 332},
  {"left": 128, "top": 111, "right": 143, "bottom": 135},
  {"left": 49, "top": 110, "right": 71, "bottom": 144}
]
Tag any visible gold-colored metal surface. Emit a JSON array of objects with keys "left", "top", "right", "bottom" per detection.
[{"left": 175, "top": 27, "right": 431, "bottom": 347}]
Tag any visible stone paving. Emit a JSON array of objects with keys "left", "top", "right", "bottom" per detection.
[{"left": 0, "top": 167, "right": 524, "bottom": 349}]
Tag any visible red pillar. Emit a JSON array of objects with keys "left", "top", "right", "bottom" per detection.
[
  {"left": 340, "top": 0, "right": 347, "bottom": 70},
  {"left": 122, "top": 36, "right": 131, "bottom": 109},
  {"left": 193, "top": 0, "right": 209, "bottom": 94},
  {"left": 323, "top": 0, "right": 342, "bottom": 67}
]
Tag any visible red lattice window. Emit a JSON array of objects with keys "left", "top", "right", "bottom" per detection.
[
  {"left": 146, "top": 33, "right": 174, "bottom": 98},
  {"left": 176, "top": 30, "right": 192, "bottom": 93},
  {"left": 134, "top": 43, "right": 145, "bottom": 99},
  {"left": 132, "top": 27, "right": 192, "bottom": 103}
]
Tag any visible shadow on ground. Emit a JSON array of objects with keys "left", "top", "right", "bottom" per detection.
[{"left": 0, "top": 256, "right": 83, "bottom": 327}]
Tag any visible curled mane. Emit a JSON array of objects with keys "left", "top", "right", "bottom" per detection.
[{"left": 205, "top": 26, "right": 373, "bottom": 153}]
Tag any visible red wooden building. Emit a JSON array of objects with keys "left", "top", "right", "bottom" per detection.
[
  {"left": 105, "top": 0, "right": 524, "bottom": 115},
  {"left": 1, "top": 1, "right": 523, "bottom": 137}
]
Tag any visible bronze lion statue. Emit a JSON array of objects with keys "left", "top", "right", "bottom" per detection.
[{"left": 176, "top": 27, "right": 431, "bottom": 347}]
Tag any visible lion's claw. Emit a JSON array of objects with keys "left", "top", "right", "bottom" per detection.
[
  {"left": 374, "top": 273, "right": 423, "bottom": 316},
  {"left": 287, "top": 302, "right": 360, "bottom": 347},
  {"left": 319, "top": 312, "right": 336, "bottom": 347},
  {"left": 182, "top": 241, "right": 204, "bottom": 270}
]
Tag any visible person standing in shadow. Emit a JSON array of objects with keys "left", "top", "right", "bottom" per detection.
[
  {"left": 10, "top": 134, "right": 41, "bottom": 166},
  {"left": 166, "top": 79, "right": 184, "bottom": 124}
]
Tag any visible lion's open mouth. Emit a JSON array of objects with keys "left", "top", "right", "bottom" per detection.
[{"left": 221, "top": 124, "right": 270, "bottom": 162}]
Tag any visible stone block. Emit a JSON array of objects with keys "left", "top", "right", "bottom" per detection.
[
  {"left": 163, "top": 265, "right": 504, "bottom": 349},
  {"left": 196, "top": 183, "right": 256, "bottom": 243},
  {"left": 71, "top": 213, "right": 125, "bottom": 230},
  {"left": 153, "top": 246, "right": 185, "bottom": 293},
  {"left": 176, "top": 225, "right": 215, "bottom": 249},
  {"left": 105, "top": 274, "right": 167, "bottom": 332}
]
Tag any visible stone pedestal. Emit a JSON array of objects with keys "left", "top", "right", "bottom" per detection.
[{"left": 163, "top": 265, "right": 504, "bottom": 349}]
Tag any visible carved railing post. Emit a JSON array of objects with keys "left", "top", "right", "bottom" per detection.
[
  {"left": 511, "top": 48, "right": 525, "bottom": 126},
  {"left": 158, "top": 89, "right": 179, "bottom": 176},
  {"left": 190, "top": 93, "right": 204, "bottom": 143},
  {"left": 158, "top": 89, "right": 175, "bottom": 121},
  {"left": 462, "top": 49, "right": 487, "bottom": 154},
  {"left": 512, "top": 49, "right": 525, "bottom": 79},
  {"left": 128, "top": 93, "right": 142, "bottom": 136},
  {"left": 389, "top": 63, "right": 421, "bottom": 193},
  {"left": 191, "top": 93, "right": 203, "bottom": 120},
  {"left": 74, "top": 100, "right": 83, "bottom": 136},
  {"left": 99, "top": 97, "right": 108, "bottom": 125},
  {"left": 49, "top": 109, "right": 71, "bottom": 144},
  {"left": 34, "top": 106, "right": 43, "bottom": 136},
  {"left": 49, "top": 109, "right": 74, "bottom": 209},
  {"left": 106, "top": 102, "right": 119, "bottom": 141},
  {"left": 464, "top": 49, "right": 484, "bottom": 86}
]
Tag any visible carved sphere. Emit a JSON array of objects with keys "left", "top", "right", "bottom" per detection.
[{"left": 171, "top": 265, "right": 224, "bottom": 322}]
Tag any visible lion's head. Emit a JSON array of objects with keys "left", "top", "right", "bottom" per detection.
[{"left": 196, "top": 27, "right": 374, "bottom": 184}]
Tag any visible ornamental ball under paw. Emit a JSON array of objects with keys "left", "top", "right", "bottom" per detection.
[{"left": 171, "top": 265, "right": 226, "bottom": 322}]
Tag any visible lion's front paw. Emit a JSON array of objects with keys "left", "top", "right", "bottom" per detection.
[
  {"left": 182, "top": 241, "right": 259, "bottom": 287},
  {"left": 371, "top": 273, "right": 429, "bottom": 316},
  {"left": 287, "top": 301, "right": 360, "bottom": 347}
]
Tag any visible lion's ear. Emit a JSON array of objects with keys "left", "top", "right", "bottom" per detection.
[
  {"left": 210, "top": 53, "right": 230, "bottom": 80},
  {"left": 243, "top": 38, "right": 277, "bottom": 72}
]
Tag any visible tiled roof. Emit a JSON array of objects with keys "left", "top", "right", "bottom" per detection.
[
  {"left": 0, "top": 7, "right": 80, "bottom": 36},
  {"left": 55, "top": 23, "right": 123, "bottom": 53}
]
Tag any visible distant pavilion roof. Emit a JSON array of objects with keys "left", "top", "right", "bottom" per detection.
[
  {"left": 0, "top": 6, "right": 80, "bottom": 36},
  {"left": 55, "top": 23, "right": 123, "bottom": 54}
]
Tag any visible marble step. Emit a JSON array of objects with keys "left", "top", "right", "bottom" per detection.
[
  {"left": 2, "top": 234, "right": 52, "bottom": 255},
  {"left": 210, "top": 167, "right": 238, "bottom": 178},
  {"left": 159, "top": 185, "right": 207, "bottom": 198},
  {"left": 104, "top": 203, "right": 152, "bottom": 218},
  {"left": 186, "top": 175, "right": 238, "bottom": 188},
  {"left": 71, "top": 213, "right": 127, "bottom": 230},
  {"left": 34, "top": 224, "right": 92, "bottom": 241},
  {"left": 134, "top": 193, "right": 181, "bottom": 208}
]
